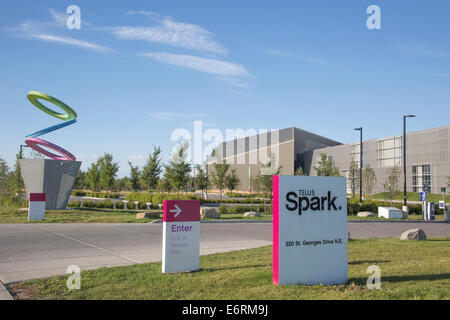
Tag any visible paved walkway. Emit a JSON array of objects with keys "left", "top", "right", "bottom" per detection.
[{"left": 0, "top": 221, "right": 448, "bottom": 295}]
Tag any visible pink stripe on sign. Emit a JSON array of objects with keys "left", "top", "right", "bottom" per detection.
[
  {"left": 29, "top": 193, "right": 46, "bottom": 201},
  {"left": 272, "top": 175, "right": 279, "bottom": 286}
]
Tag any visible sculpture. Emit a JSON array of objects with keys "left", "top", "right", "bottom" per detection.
[{"left": 25, "top": 91, "right": 77, "bottom": 161}]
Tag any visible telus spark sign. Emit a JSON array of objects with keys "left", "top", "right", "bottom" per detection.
[{"left": 273, "top": 175, "right": 348, "bottom": 286}]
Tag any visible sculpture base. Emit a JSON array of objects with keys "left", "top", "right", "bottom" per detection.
[{"left": 19, "top": 159, "right": 81, "bottom": 210}]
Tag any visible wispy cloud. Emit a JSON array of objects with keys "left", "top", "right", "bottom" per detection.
[
  {"left": 48, "top": 8, "right": 67, "bottom": 27},
  {"left": 32, "top": 33, "right": 113, "bottom": 53},
  {"left": 6, "top": 10, "right": 112, "bottom": 53},
  {"left": 142, "top": 52, "right": 250, "bottom": 77},
  {"left": 149, "top": 112, "right": 207, "bottom": 121},
  {"left": 110, "top": 11, "right": 226, "bottom": 54},
  {"left": 264, "top": 49, "right": 326, "bottom": 65}
]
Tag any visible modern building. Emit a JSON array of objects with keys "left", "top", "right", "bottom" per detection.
[{"left": 208, "top": 125, "right": 450, "bottom": 195}]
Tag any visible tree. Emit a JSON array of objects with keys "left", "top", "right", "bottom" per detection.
[
  {"left": 157, "top": 177, "right": 171, "bottom": 193},
  {"left": 11, "top": 150, "right": 24, "bottom": 194},
  {"left": 385, "top": 166, "right": 401, "bottom": 204},
  {"left": 260, "top": 157, "right": 281, "bottom": 194},
  {"left": 115, "top": 177, "right": 130, "bottom": 192},
  {"left": 294, "top": 167, "right": 304, "bottom": 176},
  {"left": 362, "top": 165, "right": 377, "bottom": 196},
  {"left": 164, "top": 140, "right": 191, "bottom": 193},
  {"left": 225, "top": 168, "right": 240, "bottom": 192},
  {"left": 0, "top": 158, "right": 10, "bottom": 193},
  {"left": 98, "top": 153, "right": 119, "bottom": 191},
  {"left": 128, "top": 161, "right": 141, "bottom": 192},
  {"left": 74, "top": 170, "right": 86, "bottom": 190},
  {"left": 142, "top": 146, "right": 162, "bottom": 192},
  {"left": 313, "top": 153, "right": 340, "bottom": 176},
  {"left": 209, "top": 162, "right": 230, "bottom": 198},
  {"left": 86, "top": 162, "right": 101, "bottom": 191},
  {"left": 250, "top": 155, "right": 281, "bottom": 195},
  {"left": 348, "top": 159, "right": 360, "bottom": 197},
  {"left": 27, "top": 149, "right": 44, "bottom": 159},
  {"left": 194, "top": 165, "right": 209, "bottom": 195}
]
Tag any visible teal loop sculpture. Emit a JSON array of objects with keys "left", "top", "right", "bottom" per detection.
[{"left": 25, "top": 91, "right": 77, "bottom": 161}]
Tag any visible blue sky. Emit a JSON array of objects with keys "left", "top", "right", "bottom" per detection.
[{"left": 1, "top": 0, "right": 449, "bottom": 177}]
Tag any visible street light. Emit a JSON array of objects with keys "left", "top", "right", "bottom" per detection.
[
  {"left": 19, "top": 144, "right": 29, "bottom": 158},
  {"left": 354, "top": 127, "right": 363, "bottom": 204},
  {"left": 403, "top": 114, "right": 416, "bottom": 217}
]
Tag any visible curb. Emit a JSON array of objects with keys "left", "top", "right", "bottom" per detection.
[{"left": 0, "top": 280, "right": 13, "bottom": 300}]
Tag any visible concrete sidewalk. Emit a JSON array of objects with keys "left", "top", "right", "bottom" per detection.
[{"left": 0, "top": 281, "right": 13, "bottom": 300}]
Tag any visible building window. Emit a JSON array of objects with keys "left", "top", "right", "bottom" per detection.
[
  {"left": 376, "top": 136, "right": 402, "bottom": 167},
  {"left": 351, "top": 143, "right": 361, "bottom": 168},
  {"left": 412, "top": 164, "right": 431, "bottom": 192}
]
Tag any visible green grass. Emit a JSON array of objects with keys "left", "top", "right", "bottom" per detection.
[
  {"left": 1, "top": 206, "right": 444, "bottom": 223},
  {"left": 370, "top": 191, "right": 449, "bottom": 203},
  {"left": 9, "top": 238, "right": 450, "bottom": 300},
  {"left": 0, "top": 207, "right": 273, "bottom": 223},
  {"left": 0, "top": 207, "right": 160, "bottom": 223}
]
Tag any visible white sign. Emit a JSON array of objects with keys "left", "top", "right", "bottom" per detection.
[
  {"left": 273, "top": 175, "right": 348, "bottom": 286},
  {"left": 162, "top": 200, "right": 200, "bottom": 273},
  {"left": 28, "top": 192, "right": 46, "bottom": 221},
  {"left": 439, "top": 201, "right": 445, "bottom": 209}
]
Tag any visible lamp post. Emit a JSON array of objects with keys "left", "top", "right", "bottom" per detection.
[
  {"left": 354, "top": 127, "right": 363, "bottom": 204},
  {"left": 403, "top": 115, "right": 416, "bottom": 217},
  {"left": 19, "top": 144, "right": 29, "bottom": 158}
]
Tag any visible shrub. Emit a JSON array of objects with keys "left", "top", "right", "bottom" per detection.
[
  {"left": 115, "top": 200, "right": 124, "bottom": 209},
  {"left": 71, "top": 190, "right": 86, "bottom": 196},
  {"left": 217, "top": 205, "right": 228, "bottom": 214},
  {"left": 228, "top": 205, "right": 259, "bottom": 214},
  {"left": 98, "top": 200, "right": 113, "bottom": 209},
  {"left": 127, "top": 201, "right": 135, "bottom": 210},
  {"left": 67, "top": 201, "right": 81, "bottom": 208},
  {"left": 0, "top": 194, "right": 28, "bottom": 208},
  {"left": 83, "top": 200, "right": 96, "bottom": 208},
  {"left": 138, "top": 201, "right": 147, "bottom": 210}
]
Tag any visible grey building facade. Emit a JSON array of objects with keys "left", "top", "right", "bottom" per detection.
[
  {"left": 208, "top": 127, "right": 341, "bottom": 191},
  {"left": 209, "top": 125, "right": 450, "bottom": 195},
  {"left": 304, "top": 125, "right": 449, "bottom": 195}
]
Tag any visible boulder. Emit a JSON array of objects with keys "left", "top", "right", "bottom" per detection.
[
  {"left": 200, "top": 207, "right": 220, "bottom": 219},
  {"left": 243, "top": 211, "right": 261, "bottom": 217},
  {"left": 136, "top": 212, "right": 160, "bottom": 219},
  {"left": 357, "top": 211, "right": 375, "bottom": 217},
  {"left": 400, "top": 228, "right": 427, "bottom": 240}
]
